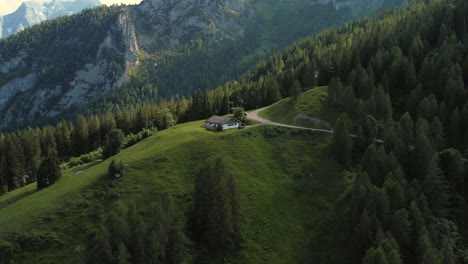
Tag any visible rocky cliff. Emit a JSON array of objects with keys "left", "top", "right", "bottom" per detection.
[
  {"left": 0, "top": 0, "right": 404, "bottom": 129},
  {"left": 0, "top": 7, "right": 137, "bottom": 127},
  {"left": 135, "top": 0, "right": 247, "bottom": 50}
]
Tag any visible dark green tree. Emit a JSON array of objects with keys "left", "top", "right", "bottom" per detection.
[
  {"left": 73, "top": 115, "right": 90, "bottom": 155},
  {"left": 331, "top": 113, "right": 353, "bottom": 168},
  {"left": 36, "top": 150, "right": 62, "bottom": 189},
  {"left": 108, "top": 159, "right": 125, "bottom": 178},
  {"left": 116, "top": 242, "right": 131, "bottom": 264},
  {"left": 103, "top": 129, "right": 125, "bottom": 159},
  {"left": 192, "top": 157, "right": 242, "bottom": 258},
  {"left": 389, "top": 209, "right": 411, "bottom": 246},
  {"left": 233, "top": 107, "right": 246, "bottom": 122}
]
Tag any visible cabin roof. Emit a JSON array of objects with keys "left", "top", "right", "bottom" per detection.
[{"left": 205, "top": 115, "right": 240, "bottom": 125}]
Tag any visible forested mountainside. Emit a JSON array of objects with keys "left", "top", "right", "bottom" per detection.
[
  {"left": 0, "top": 0, "right": 403, "bottom": 130},
  {"left": 0, "top": 0, "right": 102, "bottom": 39},
  {"left": 1, "top": 0, "right": 468, "bottom": 263}
]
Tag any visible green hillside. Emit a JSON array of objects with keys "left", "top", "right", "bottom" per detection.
[
  {"left": 259, "top": 86, "right": 338, "bottom": 128},
  {"left": 0, "top": 121, "right": 349, "bottom": 263}
]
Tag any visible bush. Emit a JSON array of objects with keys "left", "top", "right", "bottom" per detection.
[
  {"left": 0, "top": 240, "right": 16, "bottom": 263},
  {"left": 125, "top": 129, "right": 153, "bottom": 148},
  {"left": 67, "top": 149, "right": 103, "bottom": 169},
  {"left": 233, "top": 107, "right": 246, "bottom": 122},
  {"left": 0, "top": 186, "right": 7, "bottom": 195},
  {"left": 108, "top": 160, "right": 125, "bottom": 178},
  {"left": 14, "top": 230, "right": 62, "bottom": 250},
  {"left": 261, "top": 126, "right": 285, "bottom": 138}
]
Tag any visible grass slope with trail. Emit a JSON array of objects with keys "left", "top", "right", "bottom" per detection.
[
  {"left": 259, "top": 86, "right": 339, "bottom": 129},
  {"left": 0, "top": 119, "right": 350, "bottom": 263}
]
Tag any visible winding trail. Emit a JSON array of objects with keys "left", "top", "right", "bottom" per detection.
[
  {"left": 247, "top": 106, "right": 467, "bottom": 162},
  {"left": 246, "top": 106, "right": 334, "bottom": 134}
]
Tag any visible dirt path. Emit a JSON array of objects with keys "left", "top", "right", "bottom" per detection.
[
  {"left": 246, "top": 106, "right": 334, "bottom": 134},
  {"left": 247, "top": 106, "right": 468, "bottom": 166},
  {"left": 247, "top": 106, "right": 468, "bottom": 164}
]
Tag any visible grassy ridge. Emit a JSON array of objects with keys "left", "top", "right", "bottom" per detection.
[
  {"left": 259, "top": 86, "right": 339, "bottom": 127},
  {"left": 0, "top": 120, "right": 349, "bottom": 263}
]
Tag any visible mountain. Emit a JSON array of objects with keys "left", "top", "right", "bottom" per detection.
[
  {"left": 1, "top": 0, "right": 468, "bottom": 263},
  {"left": 0, "top": 0, "right": 102, "bottom": 39},
  {"left": 0, "top": 0, "right": 404, "bottom": 130}
]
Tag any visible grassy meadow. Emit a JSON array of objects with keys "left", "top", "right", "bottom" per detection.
[
  {"left": 259, "top": 86, "right": 340, "bottom": 128},
  {"left": 0, "top": 119, "right": 351, "bottom": 263}
]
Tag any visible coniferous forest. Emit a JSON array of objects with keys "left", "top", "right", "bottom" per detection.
[{"left": 2, "top": 0, "right": 468, "bottom": 263}]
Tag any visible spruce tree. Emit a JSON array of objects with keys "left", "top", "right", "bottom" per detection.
[
  {"left": 0, "top": 155, "right": 7, "bottom": 195},
  {"left": 389, "top": 209, "right": 411, "bottom": 246},
  {"left": 192, "top": 157, "right": 242, "bottom": 257},
  {"left": 116, "top": 242, "right": 131, "bottom": 264},
  {"left": 331, "top": 113, "right": 353, "bottom": 168},
  {"left": 36, "top": 149, "right": 62, "bottom": 189},
  {"left": 103, "top": 129, "right": 125, "bottom": 159}
]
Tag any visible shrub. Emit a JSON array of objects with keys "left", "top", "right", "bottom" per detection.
[
  {"left": 108, "top": 160, "right": 125, "bottom": 179},
  {"left": 67, "top": 149, "right": 103, "bottom": 169},
  {"left": 0, "top": 186, "right": 7, "bottom": 195},
  {"left": 261, "top": 126, "right": 285, "bottom": 138},
  {"left": 14, "top": 230, "right": 62, "bottom": 250},
  {"left": 0, "top": 240, "right": 16, "bottom": 263},
  {"left": 125, "top": 129, "right": 153, "bottom": 148}
]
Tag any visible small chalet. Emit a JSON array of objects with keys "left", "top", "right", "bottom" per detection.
[{"left": 204, "top": 116, "right": 242, "bottom": 131}]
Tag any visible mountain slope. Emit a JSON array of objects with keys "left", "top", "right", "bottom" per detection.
[
  {"left": 2, "top": 0, "right": 468, "bottom": 263},
  {"left": 0, "top": 0, "right": 404, "bottom": 130},
  {"left": 0, "top": 0, "right": 102, "bottom": 39},
  {"left": 0, "top": 122, "right": 348, "bottom": 263},
  {"left": 0, "top": 5, "right": 135, "bottom": 129}
]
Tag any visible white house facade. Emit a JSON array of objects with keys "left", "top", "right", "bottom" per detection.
[{"left": 204, "top": 116, "right": 242, "bottom": 131}]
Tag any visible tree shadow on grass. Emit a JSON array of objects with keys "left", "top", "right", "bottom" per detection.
[{"left": 0, "top": 189, "right": 38, "bottom": 209}]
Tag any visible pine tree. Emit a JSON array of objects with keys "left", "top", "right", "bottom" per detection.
[
  {"left": 363, "top": 115, "right": 378, "bottom": 139},
  {"left": 399, "top": 113, "right": 414, "bottom": 146},
  {"left": 362, "top": 247, "right": 388, "bottom": 264},
  {"left": 20, "top": 128, "right": 41, "bottom": 184},
  {"left": 389, "top": 209, "right": 411, "bottom": 246},
  {"left": 192, "top": 157, "right": 242, "bottom": 257},
  {"left": 417, "top": 228, "right": 442, "bottom": 264},
  {"left": 116, "top": 242, "right": 131, "bottom": 264},
  {"left": 448, "top": 108, "right": 462, "bottom": 147},
  {"left": 438, "top": 149, "right": 464, "bottom": 189},
  {"left": 383, "top": 178, "right": 406, "bottom": 211},
  {"left": 430, "top": 117, "right": 445, "bottom": 150},
  {"left": 412, "top": 135, "right": 435, "bottom": 181},
  {"left": 73, "top": 115, "right": 90, "bottom": 155},
  {"left": 88, "top": 225, "right": 114, "bottom": 264},
  {"left": 4, "top": 135, "right": 24, "bottom": 191},
  {"left": 103, "top": 129, "right": 125, "bottom": 159},
  {"left": 331, "top": 113, "right": 353, "bottom": 168},
  {"left": 354, "top": 209, "right": 375, "bottom": 260},
  {"left": 36, "top": 149, "right": 62, "bottom": 189},
  {"left": 0, "top": 155, "right": 8, "bottom": 195},
  {"left": 290, "top": 80, "right": 301, "bottom": 103}
]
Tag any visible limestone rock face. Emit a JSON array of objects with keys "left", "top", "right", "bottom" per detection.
[
  {"left": 136, "top": 0, "right": 247, "bottom": 49},
  {"left": 0, "top": 0, "right": 404, "bottom": 128},
  {"left": 0, "top": 11, "right": 139, "bottom": 126}
]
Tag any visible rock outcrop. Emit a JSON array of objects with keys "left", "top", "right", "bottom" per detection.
[
  {"left": 0, "top": 0, "right": 404, "bottom": 129},
  {"left": 136, "top": 0, "right": 247, "bottom": 49},
  {"left": 0, "top": 10, "right": 139, "bottom": 126}
]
